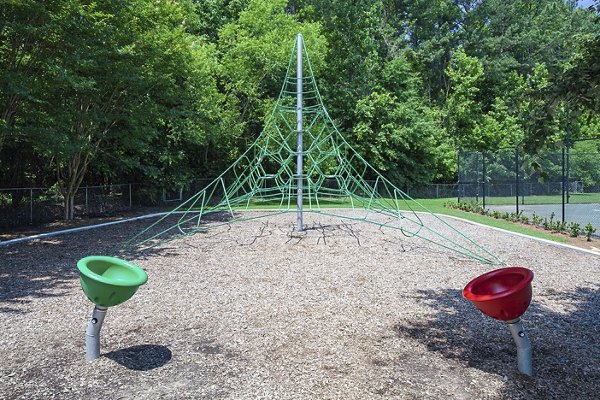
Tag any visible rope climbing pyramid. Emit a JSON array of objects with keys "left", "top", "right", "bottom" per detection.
[{"left": 123, "top": 34, "right": 503, "bottom": 266}]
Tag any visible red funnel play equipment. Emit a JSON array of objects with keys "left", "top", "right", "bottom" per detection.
[
  {"left": 463, "top": 267, "right": 533, "bottom": 321},
  {"left": 463, "top": 266, "right": 534, "bottom": 376}
]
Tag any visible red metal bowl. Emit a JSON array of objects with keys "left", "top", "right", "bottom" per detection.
[{"left": 463, "top": 267, "right": 534, "bottom": 321}]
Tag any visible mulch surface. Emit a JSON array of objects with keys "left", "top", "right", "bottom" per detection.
[{"left": 1, "top": 210, "right": 598, "bottom": 399}]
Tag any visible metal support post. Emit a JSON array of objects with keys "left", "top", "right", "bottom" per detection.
[
  {"left": 475, "top": 152, "right": 479, "bottom": 204},
  {"left": 515, "top": 147, "right": 519, "bottom": 215},
  {"left": 562, "top": 145, "right": 566, "bottom": 223},
  {"left": 457, "top": 150, "right": 461, "bottom": 203},
  {"left": 296, "top": 33, "right": 304, "bottom": 231},
  {"left": 30, "top": 189, "right": 33, "bottom": 224},
  {"left": 482, "top": 152, "right": 487, "bottom": 209},
  {"left": 85, "top": 306, "right": 108, "bottom": 362},
  {"left": 506, "top": 318, "right": 533, "bottom": 376}
]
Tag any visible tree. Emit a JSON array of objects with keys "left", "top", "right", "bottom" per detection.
[
  {"left": 351, "top": 53, "right": 446, "bottom": 186},
  {"left": 0, "top": 1, "right": 64, "bottom": 197},
  {"left": 33, "top": 0, "right": 208, "bottom": 219},
  {"left": 445, "top": 47, "right": 484, "bottom": 149},
  {"left": 294, "top": 0, "right": 388, "bottom": 133},
  {"left": 218, "top": 0, "right": 326, "bottom": 144}
]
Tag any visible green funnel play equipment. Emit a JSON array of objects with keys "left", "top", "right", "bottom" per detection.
[
  {"left": 78, "top": 256, "right": 148, "bottom": 307},
  {"left": 77, "top": 256, "right": 148, "bottom": 361}
]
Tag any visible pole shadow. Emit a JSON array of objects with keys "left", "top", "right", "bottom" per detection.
[{"left": 104, "top": 344, "right": 172, "bottom": 371}]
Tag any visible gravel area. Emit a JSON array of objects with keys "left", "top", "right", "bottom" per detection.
[{"left": 1, "top": 210, "right": 598, "bottom": 399}]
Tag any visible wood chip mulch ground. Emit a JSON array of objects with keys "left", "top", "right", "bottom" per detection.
[{"left": 1, "top": 210, "right": 598, "bottom": 399}]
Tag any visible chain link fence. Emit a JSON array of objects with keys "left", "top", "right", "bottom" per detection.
[
  {"left": 458, "top": 138, "right": 600, "bottom": 236},
  {"left": 0, "top": 179, "right": 457, "bottom": 231},
  {"left": 0, "top": 184, "right": 137, "bottom": 229}
]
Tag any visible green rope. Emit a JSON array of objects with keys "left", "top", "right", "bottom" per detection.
[{"left": 120, "top": 35, "right": 505, "bottom": 266}]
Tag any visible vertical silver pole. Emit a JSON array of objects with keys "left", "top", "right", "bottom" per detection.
[
  {"left": 506, "top": 318, "right": 533, "bottom": 376},
  {"left": 296, "top": 33, "right": 304, "bottom": 231},
  {"left": 85, "top": 306, "right": 108, "bottom": 362}
]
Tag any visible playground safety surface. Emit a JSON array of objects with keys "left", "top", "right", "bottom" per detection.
[{"left": 1, "top": 211, "right": 598, "bottom": 399}]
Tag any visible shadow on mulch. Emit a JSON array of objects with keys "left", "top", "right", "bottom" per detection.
[
  {"left": 0, "top": 211, "right": 241, "bottom": 313},
  {"left": 0, "top": 218, "right": 172, "bottom": 312},
  {"left": 393, "top": 286, "right": 599, "bottom": 398},
  {"left": 105, "top": 344, "right": 172, "bottom": 371}
]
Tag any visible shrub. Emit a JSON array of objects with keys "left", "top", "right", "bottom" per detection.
[
  {"left": 553, "top": 221, "right": 567, "bottom": 234},
  {"left": 585, "top": 223, "right": 597, "bottom": 242},
  {"left": 569, "top": 222, "right": 581, "bottom": 238},
  {"left": 542, "top": 218, "right": 550, "bottom": 230}
]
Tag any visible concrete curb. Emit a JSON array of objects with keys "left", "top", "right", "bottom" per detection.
[{"left": 0, "top": 212, "right": 168, "bottom": 247}]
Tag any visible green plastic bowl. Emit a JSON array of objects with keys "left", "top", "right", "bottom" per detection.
[{"left": 77, "top": 256, "right": 148, "bottom": 307}]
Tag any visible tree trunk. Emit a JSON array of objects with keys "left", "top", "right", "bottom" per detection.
[
  {"left": 63, "top": 192, "right": 71, "bottom": 220},
  {"left": 62, "top": 184, "right": 79, "bottom": 220},
  {"left": 58, "top": 150, "right": 91, "bottom": 220},
  {"left": 70, "top": 192, "right": 75, "bottom": 220}
]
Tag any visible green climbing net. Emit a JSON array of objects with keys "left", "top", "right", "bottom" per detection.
[{"left": 123, "top": 35, "right": 504, "bottom": 266}]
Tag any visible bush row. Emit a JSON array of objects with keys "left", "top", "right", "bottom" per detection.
[{"left": 444, "top": 201, "right": 597, "bottom": 241}]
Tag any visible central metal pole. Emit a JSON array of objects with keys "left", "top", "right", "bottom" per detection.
[{"left": 296, "top": 33, "right": 304, "bottom": 231}]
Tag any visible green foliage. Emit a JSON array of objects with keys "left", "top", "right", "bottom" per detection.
[
  {"left": 218, "top": 0, "right": 326, "bottom": 140},
  {"left": 569, "top": 222, "right": 581, "bottom": 237},
  {"left": 445, "top": 48, "right": 484, "bottom": 149},
  {"left": 1, "top": 0, "right": 599, "bottom": 222},
  {"left": 351, "top": 86, "right": 442, "bottom": 186},
  {"left": 585, "top": 223, "right": 597, "bottom": 241},
  {"left": 569, "top": 140, "right": 600, "bottom": 188},
  {"left": 554, "top": 32, "right": 600, "bottom": 113}
]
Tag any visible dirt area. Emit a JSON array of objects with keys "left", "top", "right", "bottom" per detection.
[{"left": 1, "top": 211, "right": 598, "bottom": 399}]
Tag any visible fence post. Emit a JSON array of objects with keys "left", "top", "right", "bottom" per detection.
[
  {"left": 566, "top": 140, "right": 571, "bottom": 205},
  {"left": 515, "top": 147, "right": 519, "bottom": 215},
  {"left": 566, "top": 102, "right": 571, "bottom": 205},
  {"left": 85, "top": 187, "right": 88, "bottom": 211},
  {"left": 457, "top": 150, "right": 461, "bottom": 203},
  {"left": 475, "top": 152, "right": 480, "bottom": 204},
  {"left": 129, "top": 183, "right": 132, "bottom": 209},
  {"left": 562, "top": 144, "right": 566, "bottom": 223},
  {"left": 482, "top": 152, "right": 487, "bottom": 209},
  {"left": 30, "top": 188, "right": 33, "bottom": 224}
]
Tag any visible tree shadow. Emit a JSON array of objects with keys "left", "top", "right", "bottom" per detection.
[
  {"left": 393, "top": 285, "right": 599, "bottom": 398},
  {"left": 0, "top": 238, "right": 82, "bottom": 313},
  {"left": 0, "top": 211, "right": 239, "bottom": 313},
  {"left": 104, "top": 344, "right": 172, "bottom": 371}
]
